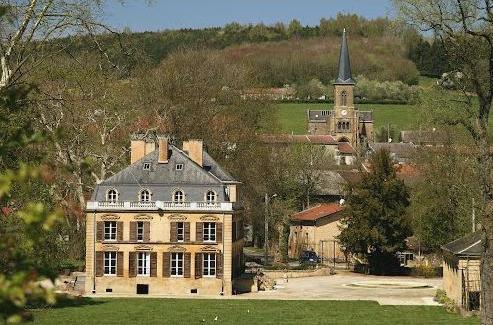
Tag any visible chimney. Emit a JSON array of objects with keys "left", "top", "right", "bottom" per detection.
[
  {"left": 130, "top": 133, "right": 156, "bottom": 164},
  {"left": 182, "top": 139, "right": 203, "bottom": 167},
  {"left": 158, "top": 136, "right": 169, "bottom": 163}
]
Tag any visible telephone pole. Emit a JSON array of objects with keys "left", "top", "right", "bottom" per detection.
[
  {"left": 472, "top": 198, "right": 476, "bottom": 232},
  {"left": 264, "top": 193, "right": 277, "bottom": 266}
]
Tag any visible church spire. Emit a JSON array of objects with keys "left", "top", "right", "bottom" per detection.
[{"left": 334, "top": 28, "right": 354, "bottom": 85}]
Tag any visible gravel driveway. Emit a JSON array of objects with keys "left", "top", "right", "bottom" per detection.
[{"left": 239, "top": 271, "right": 442, "bottom": 306}]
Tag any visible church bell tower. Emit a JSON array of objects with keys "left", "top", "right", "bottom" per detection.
[{"left": 332, "top": 29, "right": 357, "bottom": 145}]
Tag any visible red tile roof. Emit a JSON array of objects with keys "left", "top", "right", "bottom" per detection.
[
  {"left": 293, "top": 203, "right": 344, "bottom": 221},
  {"left": 337, "top": 142, "right": 354, "bottom": 154},
  {"left": 1, "top": 206, "right": 11, "bottom": 217},
  {"left": 260, "top": 134, "right": 338, "bottom": 145}
]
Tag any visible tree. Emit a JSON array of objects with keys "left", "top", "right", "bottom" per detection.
[
  {"left": 31, "top": 53, "right": 137, "bottom": 261},
  {"left": 393, "top": 1, "right": 493, "bottom": 322},
  {"left": 338, "top": 149, "right": 411, "bottom": 275},
  {"left": 0, "top": 1, "right": 120, "bottom": 90},
  {"left": 137, "top": 48, "right": 278, "bottom": 251},
  {"left": 411, "top": 142, "right": 481, "bottom": 251},
  {"left": 295, "top": 78, "right": 326, "bottom": 101},
  {"left": 0, "top": 87, "right": 61, "bottom": 324},
  {"left": 287, "top": 19, "right": 302, "bottom": 38},
  {"left": 291, "top": 143, "right": 334, "bottom": 209}
]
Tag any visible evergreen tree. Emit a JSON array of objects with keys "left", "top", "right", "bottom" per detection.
[{"left": 338, "top": 149, "right": 411, "bottom": 275}]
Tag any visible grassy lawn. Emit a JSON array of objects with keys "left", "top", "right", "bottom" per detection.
[
  {"left": 32, "top": 298, "right": 478, "bottom": 325},
  {"left": 276, "top": 102, "right": 418, "bottom": 135}
]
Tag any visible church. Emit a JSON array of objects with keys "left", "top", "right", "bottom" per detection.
[{"left": 307, "top": 29, "right": 374, "bottom": 147}]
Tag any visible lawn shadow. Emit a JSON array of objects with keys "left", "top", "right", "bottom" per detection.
[{"left": 29, "top": 294, "right": 106, "bottom": 310}]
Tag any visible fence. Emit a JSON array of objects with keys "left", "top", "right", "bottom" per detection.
[
  {"left": 292, "top": 240, "right": 349, "bottom": 269},
  {"left": 462, "top": 267, "right": 481, "bottom": 311}
]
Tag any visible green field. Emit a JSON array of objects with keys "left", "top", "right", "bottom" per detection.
[
  {"left": 32, "top": 298, "right": 478, "bottom": 325},
  {"left": 276, "top": 103, "right": 418, "bottom": 135}
]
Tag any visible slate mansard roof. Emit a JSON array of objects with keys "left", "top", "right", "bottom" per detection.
[{"left": 91, "top": 144, "right": 239, "bottom": 202}]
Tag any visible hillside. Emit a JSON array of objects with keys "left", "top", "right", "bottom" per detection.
[
  {"left": 61, "top": 15, "right": 436, "bottom": 88},
  {"left": 221, "top": 36, "right": 419, "bottom": 86}
]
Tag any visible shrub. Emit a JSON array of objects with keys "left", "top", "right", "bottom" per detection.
[
  {"left": 412, "top": 263, "right": 439, "bottom": 278},
  {"left": 58, "top": 259, "right": 85, "bottom": 273},
  {"left": 354, "top": 75, "right": 420, "bottom": 104},
  {"left": 435, "top": 289, "right": 460, "bottom": 313}
]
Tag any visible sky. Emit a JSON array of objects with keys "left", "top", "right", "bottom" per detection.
[{"left": 103, "top": 0, "right": 394, "bottom": 32}]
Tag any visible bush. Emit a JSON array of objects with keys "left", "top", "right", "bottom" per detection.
[
  {"left": 58, "top": 259, "right": 85, "bottom": 273},
  {"left": 412, "top": 263, "right": 440, "bottom": 278},
  {"left": 435, "top": 289, "right": 460, "bottom": 313},
  {"left": 355, "top": 75, "right": 421, "bottom": 104}
]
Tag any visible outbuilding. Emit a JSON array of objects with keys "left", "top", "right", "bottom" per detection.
[
  {"left": 288, "top": 203, "right": 345, "bottom": 263},
  {"left": 442, "top": 232, "right": 482, "bottom": 311}
]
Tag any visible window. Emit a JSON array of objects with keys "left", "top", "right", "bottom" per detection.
[
  {"left": 175, "top": 164, "right": 184, "bottom": 171},
  {"left": 171, "top": 252, "right": 184, "bottom": 276},
  {"left": 104, "top": 252, "right": 117, "bottom": 275},
  {"left": 173, "top": 190, "right": 184, "bottom": 203},
  {"left": 206, "top": 191, "right": 216, "bottom": 204},
  {"left": 137, "top": 221, "right": 144, "bottom": 242},
  {"left": 177, "top": 222, "right": 184, "bottom": 242},
  {"left": 137, "top": 252, "right": 150, "bottom": 276},
  {"left": 203, "top": 222, "right": 216, "bottom": 242},
  {"left": 143, "top": 162, "right": 151, "bottom": 171},
  {"left": 104, "top": 221, "right": 117, "bottom": 241},
  {"left": 140, "top": 189, "right": 151, "bottom": 202},
  {"left": 341, "top": 90, "right": 347, "bottom": 106},
  {"left": 136, "top": 284, "right": 149, "bottom": 295},
  {"left": 203, "top": 253, "right": 216, "bottom": 277},
  {"left": 107, "top": 189, "right": 118, "bottom": 202}
]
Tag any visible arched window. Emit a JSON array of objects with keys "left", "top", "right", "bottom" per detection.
[
  {"left": 107, "top": 189, "right": 118, "bottom": 202},
  {"left": 346, "top": 122, "right": 351, "bottom": 130},
  {"left": 173, "top": 190, "right": 184, "bottom": 203},
  {"left": 140, "top": 189, "right": 151, "bottom": 202},
  {"left": 341, "top": 90, "right": 347, "bottom": 106},
  {"left": 206, "top": 191, "right": 216, "bottom": 204}
]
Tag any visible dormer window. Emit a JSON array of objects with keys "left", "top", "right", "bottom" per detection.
[
  {"left": 176, "top": 164, "right": 184, "bottom": 171},
  {"left": 107, "top": 189, "right": 118, "bottom": 202},
  {"left": 140, "top": 189, "right": 151, "bottom": 202},
  {"left": 173, "top": 190, "right": 184, "bottom": 203},
  {"left": 206, "top": 190, "right": 216, "bottom": 204},
  {"left": 143, "top": 162, "right": 151, "bottom": 171}
]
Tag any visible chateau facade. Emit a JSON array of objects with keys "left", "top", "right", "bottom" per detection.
[
  {"left": 308, "top": 30, "right": 374, "bottom": 147},
  {"left": 85, "top": 135, "right": 243, "bottom": 296}
]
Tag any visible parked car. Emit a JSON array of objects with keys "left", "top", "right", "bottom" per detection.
[{"left": 299, "top": 250, "right": 321, "bottom": 264}]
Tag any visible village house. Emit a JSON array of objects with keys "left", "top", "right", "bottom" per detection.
[
  {"left": 289, "top": 203, "right": 346, "bottom": 262},
  {"left": 259, "top": 134, "right": 355, "bottom": 165},
  {"left": 84, "top": 134, "right": 244, "bottom": 296},
  {"left": 442, "top": 232, "right": 482, "bottom": 312}
]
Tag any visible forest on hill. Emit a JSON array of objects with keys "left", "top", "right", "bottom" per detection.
[{"left": 64, "top": 14, "right": 448, "bottom": 88}]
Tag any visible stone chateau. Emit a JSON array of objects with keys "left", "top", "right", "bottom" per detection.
[{"left": 85, "top": 135, "right": 243, "bottom": 296}]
